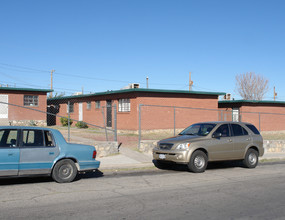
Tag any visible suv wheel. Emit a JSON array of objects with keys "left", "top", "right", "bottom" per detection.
[
  {"left": 188, "top": 150, "right": 208, "bottom": 173},
  {"left": 243, "top": 149, "right": 258, "bottom": 168}
]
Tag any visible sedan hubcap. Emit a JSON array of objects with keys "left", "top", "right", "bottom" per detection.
[{"left": 59, "top": 164, "right": 73, "bottom": 179}]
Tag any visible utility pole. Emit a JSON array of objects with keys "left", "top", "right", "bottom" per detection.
[
  {"left": 146, "top": 76, "right": 149, "bottom": 89},
  {"left": 189, "top": 72, "right": 193, "bottom": 91},
  {"left": 50, "top": 69, "right": 55, "bottom": 98},
  {"left": 274, "top": 86, "right": 277, "bottom": 101}
]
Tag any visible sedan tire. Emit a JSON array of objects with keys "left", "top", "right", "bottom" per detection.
[
  {"left": 188, "top": 150, "right": 208, "bottom": 173},
  {"left": 52, "top": 159, "right": 78, "bottom": 183},
  {"left": 243, "top": 148, "right": 258, "bottom": 168}
]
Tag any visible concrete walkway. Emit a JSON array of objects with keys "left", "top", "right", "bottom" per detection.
[{"left": 98, "top": 147, "right": 285, "bottom": 171}]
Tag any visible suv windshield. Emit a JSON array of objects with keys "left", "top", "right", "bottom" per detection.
[{"left": 179, "top": 123, "right": 217, "bottom": 136}]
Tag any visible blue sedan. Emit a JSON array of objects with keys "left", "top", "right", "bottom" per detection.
[{"left": 0, "top": 126, "right": 100, "bottom": 183}]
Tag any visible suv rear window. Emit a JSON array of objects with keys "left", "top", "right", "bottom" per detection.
[{"left": 245, "top": 124, "right": 260, "bottom": 135}]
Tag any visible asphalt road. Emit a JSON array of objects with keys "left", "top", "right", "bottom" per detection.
[{"left": 1, "top": 162, "right": 285, "bottom": 220}]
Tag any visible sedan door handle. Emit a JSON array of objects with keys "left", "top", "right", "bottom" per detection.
[{"left": 228, "top": 139, "right": 233, "bottom": 143}]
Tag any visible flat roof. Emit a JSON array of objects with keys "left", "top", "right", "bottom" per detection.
[
  {"left": 48, "top": 88, "right": 226, "bottom": 100},
  {"left": 219, "top": 99, "right": 285, "bottom": 105},
  {"left": 0, "top": 87, "right": 53, "bottom": 93}
]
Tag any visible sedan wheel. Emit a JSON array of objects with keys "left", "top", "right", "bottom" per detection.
[{"left": 52, "top": 159, "right": 77, "bottom": 183}]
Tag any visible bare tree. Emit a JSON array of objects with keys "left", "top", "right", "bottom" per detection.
[{"left": 235, "top": 72, "right": 269, "bottom": 100}]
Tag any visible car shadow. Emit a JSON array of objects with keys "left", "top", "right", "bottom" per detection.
[
  {"left": 152, "top": 160, "right": 244, "bottom": 172},
  {"left": 0, "top": 170, "right": 105, "bottom": 185},
  {"left": 77, "top": 169, "right": 104, "bottom": 180},
  {"left": 0, "top": 176, "right": 53, "bottom": 185}
]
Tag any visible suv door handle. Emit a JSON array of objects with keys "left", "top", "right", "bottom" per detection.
[
  {"left": 246, "top": 138, "right": 251, "bottom": 141},
  {"left": 228, "top": 139, "right": 233, "bottom": 143}
]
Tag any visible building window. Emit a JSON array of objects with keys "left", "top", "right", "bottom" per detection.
[
  {"left": 67, "top": 103, "right": 74, "bottom": 113},
  {"left": 24, "top": 95, "right": 38, "bottom": 106},
  {"left": 232, "top": 108, "right": 240, "bottom": 122},
  {"left": 118, "top": 99, "right": 130, "bottom": 112},
  {"left": 87, "top": 101, "right": 91, "bottom": 110},
  {"left": 95, "top": 101, "right": 100, "bottom": 109}
]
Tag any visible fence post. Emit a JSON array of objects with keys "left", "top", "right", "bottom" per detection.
[
  {"left": 174, "top": 106, "right": 176, "bottom": 136},
  {"left": 138, "top": 104, "right": 142, "bottom": 149},
  {"left": 67, "top": 101, "right": 70, "bottom": 142},
  {"left": 259, "top": 113, "right": 261, "bottom": 131},
  {"left": 114, "top": 104, "right": 117, "bottom": 142},
  {"left": 101, "top": 107, "right": 108, "bottom": 141}
]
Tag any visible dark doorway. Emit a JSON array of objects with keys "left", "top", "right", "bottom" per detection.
[{"left": 106, "top": 100, "right": 112, "bottom": 127}]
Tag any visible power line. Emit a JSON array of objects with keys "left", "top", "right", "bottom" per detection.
[{"left": 0, "top": 63, "right": 49, "bottom": 73}]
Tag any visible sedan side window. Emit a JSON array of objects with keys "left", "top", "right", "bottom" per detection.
[
  {"left": 214, "top": 124, "right": 230, "bottom": 137},
  {"left": 44, "top": 131, "right": 55, "bottom": 147},
  {"left": 0, "top": 129, "right": 18, "bottom": 147},
  {"left": 22, "top": 130, "right": 44, "bottom": 147}
]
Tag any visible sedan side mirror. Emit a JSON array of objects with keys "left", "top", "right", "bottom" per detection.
[{"left": 212, "top": 133, "right": 222, "bottom": 138}]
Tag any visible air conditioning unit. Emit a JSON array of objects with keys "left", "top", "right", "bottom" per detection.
[
  {"left": 224, "top": 93, "right": 231, "bottom": 100},
  {"left": 121, "top": 83, "right": 140, "bottom": 90},
  {"left": 130, "top": 83, "right": 140, "bottom": 89}
]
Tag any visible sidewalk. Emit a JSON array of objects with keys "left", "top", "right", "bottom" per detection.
[{"left": 98, "top": 147, "right": 285, "bottom": 171}]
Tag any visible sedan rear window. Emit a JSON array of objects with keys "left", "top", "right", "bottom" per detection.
[{"left": 245, "top": 124, "right": 260, "bottom": 135}]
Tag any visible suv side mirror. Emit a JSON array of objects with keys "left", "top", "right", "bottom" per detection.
[{"left": 212, "top": 133, "right": 222, "bottom": 138}]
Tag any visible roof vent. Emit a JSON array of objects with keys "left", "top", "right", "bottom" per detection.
[
  {"left": 223, "top": 93, "right": 231, "bottom": 100},
  {"left": 121, "top": 83, "right": 140, "bottom": 90}
]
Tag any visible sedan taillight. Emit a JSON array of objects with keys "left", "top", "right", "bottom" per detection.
[{"left": 93, "top": 150, "right": 97, "bottom": 159}]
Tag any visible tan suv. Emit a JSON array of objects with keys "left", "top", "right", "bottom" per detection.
[{"left": 153, "top": 122, "right": 264, "bottom": 173}]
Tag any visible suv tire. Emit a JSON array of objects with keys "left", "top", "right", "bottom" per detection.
[
  {"left": 243, "top": 148, "right": 258, "bottom": 168},
  {"left": 188, "top": 150, "right": 208, "bottom": 173}
]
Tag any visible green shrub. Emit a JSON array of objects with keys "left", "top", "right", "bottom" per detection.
[
  {"left": 60, "top": 117, "right": 73, "bottom": 126},
  {"left": 75, "top": 121, "right": 88, "bottom": 129}
]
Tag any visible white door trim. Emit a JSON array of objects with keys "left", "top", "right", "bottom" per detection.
[{"left": 0, "top": 95, "right": 8, "bottom": 119}]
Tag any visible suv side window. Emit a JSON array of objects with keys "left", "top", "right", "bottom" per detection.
[
  {"left": 231, "top": 124, "right": 248, "bottom": 136},
  {"left": 245, "top": 124, "right": 260, "bottom": 135},
  {"left": 214, "top": 124, "right": 230, "bottom": 137}
]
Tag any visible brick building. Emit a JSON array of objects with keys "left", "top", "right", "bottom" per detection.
[
  {"left": 219, "top": 100, "right": 285, "bottom": 131},
  {"left": 48, "top": 88, "right": 225, "bottom": 131},
  {"left": 0, "top": 87, "right": 52, "bottom": 126}
]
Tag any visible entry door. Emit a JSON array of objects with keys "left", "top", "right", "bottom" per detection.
[
  {"left": 0, "top": 95, "right": 8, "bottom": 119},
  {"left": 208, "top": 124, "right": 234, "bottom": 160},
  {"left": 19, "top": 129, "right": 59, "bottom": 175},
  {"left": 0, "top": 129, "right": 20, "bottom": 176},
  {"left": 106, "top": 100, "right": 112, "bottom": 127},
  {"left": 79, "top": 103, "right": 83, "bottom": 121}
]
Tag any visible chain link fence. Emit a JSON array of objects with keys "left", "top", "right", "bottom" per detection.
[
  {"left": 2, "top": 98, "right": 285, "bottom": 149},
  {"left": 0, "top": 99, "right": 117, "bottom": 145},
  {"left": 138, "top": 104, "right": 285, "bottom": 147}
]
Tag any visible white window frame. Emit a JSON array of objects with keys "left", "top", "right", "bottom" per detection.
[
  {"left": 118, "top": 99, "right": 130, "bottom": 112},
  {"left": 24, "top": 95, "right": 38, "bottom": 106},
  {"left": 95, "top": 101, "right": 100, "bottom": 109},
  {"left": 67, "top": 103, "right": 74, "bottom": 113},
  {"left": 87, "top": 101, "right": 91, "bottom": 110}
]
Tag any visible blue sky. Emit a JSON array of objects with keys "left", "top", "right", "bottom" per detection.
[{"left": 0, "top": 0, "right": 284, "bottom": 99}]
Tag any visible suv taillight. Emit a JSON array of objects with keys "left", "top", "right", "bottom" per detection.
[{"left": 93, "top": 150, "right": 97, "bottom": 159}]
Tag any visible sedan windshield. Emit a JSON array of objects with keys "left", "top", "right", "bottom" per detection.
[{"left": 179, "top": 123, "right": 217, "bottom": 136}]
